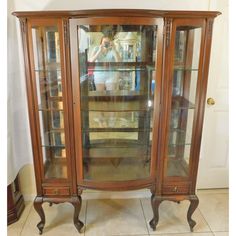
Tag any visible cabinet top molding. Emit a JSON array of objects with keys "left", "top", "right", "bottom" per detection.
[{"left": 12, "top": 9, "right": 221, "bottom": 18}]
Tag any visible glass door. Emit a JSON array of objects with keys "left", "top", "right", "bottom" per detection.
[
  {"left": 70, "top": 18, "right": 162, "bottom": 183},
  {"left": 165, "top": 19, "right": 205, "bottom": 178},
  {"left": 29, "top": 20, "right": 70, "bottom": 181}
]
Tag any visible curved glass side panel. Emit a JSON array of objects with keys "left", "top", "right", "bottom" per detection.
[
  {"left": 78, "top": 24, "right": 158, "bottom": 181},
  {"left": 31, "top": 25, "right": 67, "bottom": 179},
  {"left": 166, "top": 26, "right": 202, "bottom": 177}
]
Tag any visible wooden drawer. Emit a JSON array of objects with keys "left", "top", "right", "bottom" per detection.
[
  {"left": 162, "top": 184, "right": 189, "bottom": 195},
  {"left": 43, "top": 187, "right": 70, "bottom": 196}
]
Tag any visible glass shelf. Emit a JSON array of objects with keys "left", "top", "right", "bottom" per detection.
[
  {"left": 168, "top": 129, "right": 191, "bottom": 146},
  {"left": 88, "top": 139, "right": 147, "bottom": 147},
  {"left": 86, "top": 132, "right": 143, "bottom": 141},
  {"left": 166, "top": 158, "right": 189, "bottom": 177},
  {"left": 171, "top": 96, "right": 195, "bottom": 110},
  {"left": 174, "top": 66, "right": 198, "bottom": 71},
  {"left": 42, "top": 131, "right": 65, "bottom": 147},
  {"left": 168, "top": 143, "right": 191, "bottom": 160},
  {"left": 38, "top": 101, "right": 63, "bottom": 111},
  {"left": 81, "top": 100, "right": 153, "bottom": 112},
  {"left": 34, "top": 63, "right": 61, "bottom": 72},
  {"left": 42, "top": 144, "right": 65, "bottom": 148},
  {"left": 87, "top": 62, "right": 154, "bottom": 67},
  {"left": 44, "top": 158, "right": 67, "bottom": 179},
  {"left": 88, "top": 67, "right": 145, "bottom": 72},
  {"left": 87, "top": 90, "right": 151, "bottom": 99},
  {"left": 81, "top": 96, "right": 193, "bottom": 111},
  {"left": 39, "top": 97, "right": 63, "bottom": 101},
  {"left": 83, "top": 144, "right": 151, "bottom": 159},
  {"left": 34, "top": 70, "right": 61, "bottom": 76},
  {"left": 35, "top": 69, "right": 61, "bottom": 73},
  {"left": 82, "top": 128, "right": 152, "bottom": 132},
  {"left": 38, "top": 106, "right": 64, "bottom": 111},
  {"left": 82, "top": 110, "right": 152, "bottom": 129},
  {"left": 38, "top": 110, "right": 64, "bottom": 129},
  {"left": 168, "top": 142, "right": 191, "bottom": 147},
  {"left": 83, "top": 157, "right": 150, "bottom": 181}
]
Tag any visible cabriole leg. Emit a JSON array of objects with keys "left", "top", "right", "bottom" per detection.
[
  {"left": 71, "top": 196, "right": 84, "bottom": 233},
  {"left": 187, "top": 195, "right": 199, "bottom": 232},
  {"left": 33, "top": 197, "right": 45, "bottom": 235},
  {"left": 149, "top": 195, "right": 162, "bottom": 231}
]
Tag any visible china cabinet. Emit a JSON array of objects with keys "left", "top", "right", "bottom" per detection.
[{"left": 13, "top": 9, "right": 220, "bottom": 234}]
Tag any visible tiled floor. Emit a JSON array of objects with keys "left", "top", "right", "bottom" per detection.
[{"left": 8, "top": 189, "right": 228, "bottom": 236}]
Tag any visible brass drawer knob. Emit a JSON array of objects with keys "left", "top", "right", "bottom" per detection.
[{"left": 207, "top": 97, "right": 215, "bottom": 105}]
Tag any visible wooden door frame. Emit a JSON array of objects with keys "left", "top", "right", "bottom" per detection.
[
  {"left": 157, "top": 17, "right": 209, "bottom": 194},
  {"left": 25, "top": 18, "right": 73, "bottom": 189},
  {"left": 69, "top": 16, "right": 164, "bottom": 191}
]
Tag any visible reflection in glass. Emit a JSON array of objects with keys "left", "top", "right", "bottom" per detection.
[
  {"left": 42, "top": 147, "right": 67, "bottom": 179},
  {"left": 167, "top": 26, "right": 202, "bottom": 177},
  {"left": 32, "top": 25, "right": 67, "bottom": 179},
  {"left": 78, "top": 24, "right": 158, "bottom": 181}
]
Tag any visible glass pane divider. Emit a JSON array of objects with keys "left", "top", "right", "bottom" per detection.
[
  {"left": 173, "top": 67, "right": 199, "bottom": 71},
  {"left": 168, "top": 143, "right": 191, "bottom": 146},
  {"left": 42, "top": 145, "right": 66, "bottom": 148},
  {"left": 82, "top": 128, "right": 152, "bottom": 132},
  {"left": 38, "top": 108, "right": 64, "bottom": 111}
]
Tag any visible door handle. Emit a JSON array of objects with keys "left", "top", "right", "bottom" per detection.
[{"left": 207, "top": 97, "right": 215, "bottom": 106}]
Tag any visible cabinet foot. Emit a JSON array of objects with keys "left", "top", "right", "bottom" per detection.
[
  {"left": 71, "top": 196, "right": 84, "bottom": 233},
  {"left": 187, "top": 195, "right": 199, "bottom": 232},
  {"left": 149, "top": 195, "right": 162, "bottom": 231},
  {"left": 33, "top": 197, "right": 45, "bottom": 235}
]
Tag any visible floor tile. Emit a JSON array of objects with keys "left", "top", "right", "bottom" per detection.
[
  {"left": 213, "top": 232, "right": 229, "bottom": 236},
  {"left": 20, "top": 200, "right": 86, "bottom": 236},
  {"left": 198, "top": 193, "right": 228, "bottom": 232},
  {"left": 197, "top": 189, "right": 229, "bottom": 194},
  {"left": 85, "top": 199, "right": 149, "bottom": 236},
  {"left": 109, "top": 235, "right": 149, "bottom": 236},
  {"left": 7, "top": 202, "right": 33, "bottom": 236},
  {"left": 160, "top": 233, "right": 214, "bottom": 236},
  {"left": 141, "top": 198, "right": 211, "bottom": 234}
]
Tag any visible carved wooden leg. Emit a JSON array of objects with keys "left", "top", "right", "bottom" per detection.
[
  {"left": 187, "top": 195, "right": 199, "bottom": 232},
  {"left": 71, "top": 196, "right": 84, "bottom": 233},
  {"left": 149, "top": 195, "right": 162, "bottom": 231},
  {"left": 33, "top": 197, "right": 45, "bottom": 235}
]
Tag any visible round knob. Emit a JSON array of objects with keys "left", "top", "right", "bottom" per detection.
[{"left": 207, "top": 98, "right": 215, "bottom": 106}]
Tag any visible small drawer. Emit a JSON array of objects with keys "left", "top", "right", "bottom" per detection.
[
  {"left": 162, "top": 184, "right": 189, "bottom": 195},
  {"left": 43, "top": 187, "right": 70, "bottom": 196}
]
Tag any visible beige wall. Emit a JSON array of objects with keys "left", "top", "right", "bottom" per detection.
[{"left": 19, "top": 165, "right": 36, "bottom": 200}]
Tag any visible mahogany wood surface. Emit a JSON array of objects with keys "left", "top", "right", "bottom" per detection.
[
  {"left": 14, "top": 9, "right": 220, "bottom": 234},
  {"left": 13, "top": 9, "right": 220, "bottom": 18},
  {"left": 7, "top": 176, "right": 25, "bottom": 225}
]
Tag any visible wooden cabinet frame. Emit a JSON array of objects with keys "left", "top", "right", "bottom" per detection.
[{"left": 13, "top": 9, "right": 220, "bottom": 234}]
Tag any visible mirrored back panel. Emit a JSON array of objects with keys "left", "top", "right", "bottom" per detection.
[{"left": 77, "top": 24, "right": 158, "bottom": 181}]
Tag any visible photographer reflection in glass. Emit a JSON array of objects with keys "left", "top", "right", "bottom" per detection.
[
  {"left": 89, "top": 36, "right": 121, "bottom": 128},
  {"left": 89, "top": 36, "right": 121, "bottom": 91}
]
